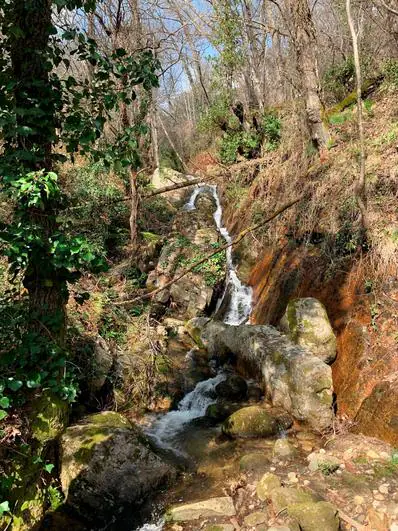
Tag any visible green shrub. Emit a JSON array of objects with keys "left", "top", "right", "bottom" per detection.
[
  {"left": 261, "top": 112, "right": 281, "bottom": 150},
  {"left": 219, "top": 131, "right": 260, "bottom": 164},
  {"left": 63, "top": 162, "right": 129, "bottom": 257}
]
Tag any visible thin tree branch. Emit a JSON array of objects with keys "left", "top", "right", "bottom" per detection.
[
  {"left": 115, "top": 194, "right": 305, "bottom": 306},
  {"left": 379, "top": 0, "right": 398, "bottom": 16}
]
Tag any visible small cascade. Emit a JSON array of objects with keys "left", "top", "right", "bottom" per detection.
[
  {"left": 144, "top": 372, "right": 226, "bottom": 454},
  {"left": 184, "top": 184, "right": 253, "bottom": 326}
]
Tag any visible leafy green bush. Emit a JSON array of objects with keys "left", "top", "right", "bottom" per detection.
[
  {"left": 219, "top": 131, "right": 260, "bottom": 164},
  {"left": 383, "top": 59, "right": 398, "bottom": 88},
  {"left": 63, "top": 162, "right": 129, "bottom": 257},
  {"left": 261, "top": 112, "right": 281, "bottom": 150}
]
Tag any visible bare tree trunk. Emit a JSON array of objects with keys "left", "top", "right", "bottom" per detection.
[
  {"left": 129, "top": 170, "right": 139, "bottom": 251},
  {"left": 285, "top": 0, "right": 330, "bottom": 150},
  {"left": 346, "top": 0, "right": 368, "bottom": 232}
]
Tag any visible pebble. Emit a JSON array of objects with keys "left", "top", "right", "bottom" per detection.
[
  {"left": 374, "top": 493, "right": 385, "bottom": 501},
  {"left": 303, "top": 480, "right": 310, "bottom": 486},
  {"left": 287, "top": 472, "right": 298, "bottom": 483},
  {"left": 354, "top": 495, "right": 365, "bottom": 505},
  {"left": 270, "top": 467, "right": 276, "bottom": 472},
  {"left": 379, "top": 483, "right": 389, "bottom": 494}
]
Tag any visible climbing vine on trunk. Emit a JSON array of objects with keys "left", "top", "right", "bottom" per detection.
[{"left": 0, "top": 0, "right": 159, "bottom": 414}]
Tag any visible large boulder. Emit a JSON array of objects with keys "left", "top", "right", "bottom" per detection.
[
  {"left": 222, "top": 405, "right": 292, "bottom": 438},
  {"left": 188, "top": 319, "right": 334, "bottom": 431},
  {"left": 279, "top": 298, "right": 337, "bottom": 364},
  {"left": 59, "top": 411, "right": 176, "bottom": 524}
]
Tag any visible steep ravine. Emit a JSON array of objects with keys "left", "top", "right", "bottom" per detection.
[
  {"left": 46, "top": 178, "right": 398, "bottom": 531},
  {"left": 133, "top": 184, "right": 398, "bottom": 531}
]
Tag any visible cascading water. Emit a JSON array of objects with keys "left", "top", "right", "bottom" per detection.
[
  {"left": 185, "top": 184, "right": 253, "bottom": 326},
  {"left": 144, "top": 372, "right": 226, "bottom": 454},
  {"left": 137, "top": 184, "right": 252, "bottom": 530}
]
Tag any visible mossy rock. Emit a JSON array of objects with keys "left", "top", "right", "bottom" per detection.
[
  {"left": 270, "top": 487, "right": 316, "bottom": 514},
  {"left": 280, "top": 298, "right": 336, "bottom": 364},
  {"left": 222, "top": 406, "right": 292, "bottom": 439},
  {"left": 60, "top": 411, "right": 176, "bottom": 525},
  {"left": 205, "top": 402, "right": 240, "bottom": 423},
  {"left": 30, "top": 392, "right": 69, "bottom": 444},
  {"left": 288, "top": 501, "right": 339, "bottom": 531},
  {"left": 256, "top": 473, "right": 281, "bottom": 501}
]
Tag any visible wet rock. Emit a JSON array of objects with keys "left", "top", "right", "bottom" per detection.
[
  {"left": 189, "top": 319, "right": 334, "bottom": 431},
  {"left": 270, "top": 488, "right": 316, "bottom": 513},
  {"left": 279, "top": 298, "right": 337, "bottom": 364},
  {"left": 60, "top": 411, "right": 176, "bottom": 524},
  {"left": 205, "top": 402, "right": 240, "bottom": 423},
  {"left": 256, "top": 473, "right": 282, "bottom": 501},
  {"left": 273, "top": 439, "right": 297, "bottom": 458},
  {"left": 247, "top": 383, "right": 264, "bottom": 402},
  {"left": 215, "top": 374, "right": 248, "bottom": 400},
  {"left": 240, "top": 453, "right": 270, "bottom": 472},
  {"left": 167, "top": 496, "right": 236, "bottom": 522},
  {"left": 244, "top": 511, "right": 268, "bottom": 526},
  {"left": 288, "top": 501, "right": 339, "bottom": 531},
  {"left": 222, "top": 406, "right": 292, "bottom": 438}
]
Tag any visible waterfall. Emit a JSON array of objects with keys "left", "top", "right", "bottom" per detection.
[
  {"left": 185, "top": 184, "right": 253, "bottom": 326},
  {"left": 137, "top": 183, "right": 252, "bottom": 530}
]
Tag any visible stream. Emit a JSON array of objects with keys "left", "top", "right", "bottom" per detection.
[{"left": 136, "top": 184, "right": 253, "bottom": 530}]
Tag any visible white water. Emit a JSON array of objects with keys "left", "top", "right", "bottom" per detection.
[
  {"left": 136, "top": 184, "right": 252, "bottom": 530},
  {"left": 144, "top": 372, "right": 226, "bottom": 454},
  {"left": 185, "top": 184, "right": 253, "bottom": 326}
]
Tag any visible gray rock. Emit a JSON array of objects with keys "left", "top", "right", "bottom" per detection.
[
  {"left": 188, "top": 319, "right": 334, "bottom": 430},
  {"left": 206, "top": 402, "right": 240, "bottom": 423},
  {"left": 279, "top": 298, "right": 337, "bottom": 364},
  {"left": 307, "top": 451, "right": 341, "bottom": 474},
  {"left": 60, "top": 412, "right": 176, "bottom": 524},
  {"left": 89, "top": 336, "right": 113, "bottom": 393},
  {"left": 240, "top": 453, "right": 270, "bottom": 472},
  {"left": 168, "top": 496, "right": 236, "bottom": 521}
]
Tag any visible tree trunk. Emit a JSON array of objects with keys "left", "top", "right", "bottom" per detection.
[
  {"left": 285, "top": 0, "right": 330, "bottom": 150},
  {"left": 346, "top": 0, "right": 368, "bottom": 232},
  {"left": 9, "top": 0, "right": 67, "bottom": 340}
]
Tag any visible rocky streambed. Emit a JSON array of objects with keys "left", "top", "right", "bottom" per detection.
[{"left": 41, "top": 178, "right": 398, "bottom": 531}]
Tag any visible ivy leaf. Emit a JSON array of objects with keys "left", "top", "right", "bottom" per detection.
[
  {"left": 0, "top": 501, "right": 10, "bottom": 516},
  {"left": 7, "top": 379, "right": 23, "bottom": 391},
  {"left": 43, "top": 463, "right": 55, "bottom": 474},
  {"left": 0, "top": 397, "right": 10, "bottom": 409},
  {"left": 0, "top": 410, "right": 8, "bottom": 421}
]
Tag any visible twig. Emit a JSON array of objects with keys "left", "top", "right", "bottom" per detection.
[{"left": 115, "top": 194, "right": 304, "bottom": 306}]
